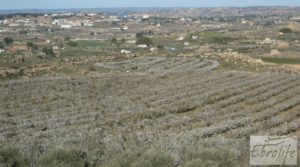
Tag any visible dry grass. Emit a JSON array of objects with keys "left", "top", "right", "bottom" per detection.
[{"left": 0, "top": 57, "right": 299, "bottom": 166}]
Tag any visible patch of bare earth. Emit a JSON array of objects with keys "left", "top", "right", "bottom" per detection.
[{"left": 288, "top": 64, "right": 300, "bottom": 70}]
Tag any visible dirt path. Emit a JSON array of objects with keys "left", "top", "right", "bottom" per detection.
[{"left": 288, "top": 64, "right": 300, "bottom": 70}]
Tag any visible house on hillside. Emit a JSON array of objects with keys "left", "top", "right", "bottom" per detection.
[
  {"left": 137, "top": 44, "right": 148, "bottom": 48},
  {"left": 177, "top": 36, "right": 185, "bottom": 41},
  {"left": 121, "top": 50, "right": 131, "bottom": 54},
  {"left": 149, "top": 47, "right": 158, "bottom": 52},
  {"left": 61, "top": 24, "right": 72, "bottom": 29}
]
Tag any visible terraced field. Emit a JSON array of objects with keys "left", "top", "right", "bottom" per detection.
[
  {"left": 0, "top": 57, "right": 299, "bottom": 166},
  {"left": 95, "top": 57, "right": 219, "bottom": 74}
]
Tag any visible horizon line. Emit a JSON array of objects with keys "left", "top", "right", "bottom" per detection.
[{"left": 0, "top": 5, "right": 299, "bottom": 11}]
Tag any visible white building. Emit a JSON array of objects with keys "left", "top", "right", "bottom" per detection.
[
  {"left": 52, "top": 19, "right": 61, "bottom": 25},
  {"left": 137, "top": 44, "right": 148, "bottom": 48},
  {"left": 87, "top": 13, "right": 97, "bottom": 17},
  {"left": 149, "top": 47, "right": 158, "bottom": 52},
  {"left": 126, "top": 40, "right": 136, "bottom": 44},
  {"left": 121, "top": 26, "right": 128, "bottom": 30},
  {"left": 143, "top": 15, "right": 150, "bottom": 19},
  {"left": 61, "top": 25, "right": 71, "bottom": 29},
  {"left": 53, "top": 46, "right": 59, "bottom": 50},
  {"left": 177, "top": 36, "right": 185, "bottom": 41},
  {"left": 121, "top": 50, "right": 131, "bottom": 54}
]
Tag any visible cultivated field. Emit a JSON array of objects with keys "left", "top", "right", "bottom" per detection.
[{"left": 0, "top": 57, "right": 299, "bottom": 167}]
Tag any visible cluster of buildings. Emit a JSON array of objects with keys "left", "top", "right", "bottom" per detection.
[{"left": 0, "top": 8, "right": 298, "bottom": 56}]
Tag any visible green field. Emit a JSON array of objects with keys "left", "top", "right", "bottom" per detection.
[
  {"left": 188, "top": 31, "right": 236, "bottom": 44},
  {"left": 76, "top": 40, "right": 112, "bottom": 48}
]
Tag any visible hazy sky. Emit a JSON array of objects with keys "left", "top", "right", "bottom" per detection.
[{"left": 1, "top": 0, "right": 300, "bottom": 9}]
